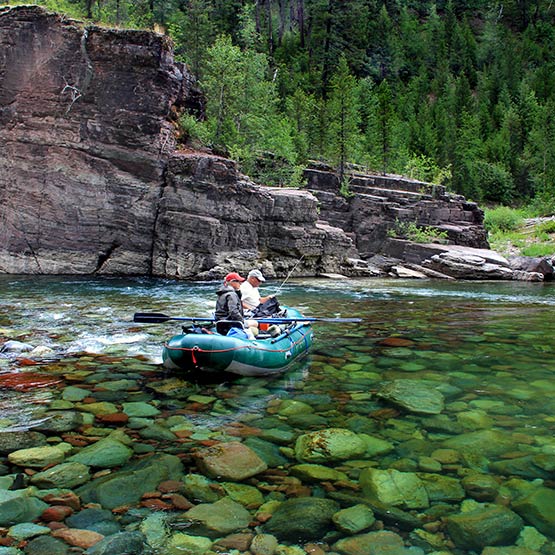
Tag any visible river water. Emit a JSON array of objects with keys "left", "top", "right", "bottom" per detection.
[{"left": 1, "top": 275, "right": 555, "bottom": 553}]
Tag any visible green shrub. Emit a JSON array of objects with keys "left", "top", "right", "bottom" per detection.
[
  {"left": 522, "top": 243, "right": 555, "bottom": 257},
  {"left": 536, "top": 220, "right": 555, "bottom": 235},
  {"left": 388, "top": 221, "right": 449, "bottom": 244},
  {"left": 484, "top": 206, "right": 523, "bottom": 233}
]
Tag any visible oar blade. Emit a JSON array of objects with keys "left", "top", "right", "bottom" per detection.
[{"left": 133, "top": 312, "right": 171, "bottom": 323}]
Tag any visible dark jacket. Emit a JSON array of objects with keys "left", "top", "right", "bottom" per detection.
[{"left": 215, "top": 285, "right": 244, "bottom": 322}]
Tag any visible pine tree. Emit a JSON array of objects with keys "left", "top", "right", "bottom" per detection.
[{"left": 326, "top": 56, "right": 360, "bottom": 184}]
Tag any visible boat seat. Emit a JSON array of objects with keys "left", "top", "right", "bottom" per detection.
[{"left": 215, "top": 320, "right": 244, "bottom": 336}]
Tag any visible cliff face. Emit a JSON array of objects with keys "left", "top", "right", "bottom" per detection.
[
  {"left": 0, "top": 5, "right": 495, "bottom": 280},
  {"left": 0, "top": 6, "right": 185, "bottom": 274},
  {"left": 0, "top": 5, "right": 353, "bottom": 278}
]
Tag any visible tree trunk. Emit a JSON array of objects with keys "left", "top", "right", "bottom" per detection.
[
  {"left": 297, "top": 0, "right": 305, "bottom": 48},
  {"left": 321, "top": 0, "right": 334, "bottom": 99},
  {"left": 266, "top": 0, "right": 274, "bottom": 56}
]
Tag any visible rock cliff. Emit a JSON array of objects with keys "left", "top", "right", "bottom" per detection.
[{"left": 0, "top": 5, "right": 354, "bottom": 278}]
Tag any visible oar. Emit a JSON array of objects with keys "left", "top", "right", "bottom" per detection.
[{"left": 133, "top": 312, "right": 362, "bottom": 324}]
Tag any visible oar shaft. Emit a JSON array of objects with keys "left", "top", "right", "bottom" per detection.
[{"left": 133, "top": 313, "right": 361, "bottom": 324}]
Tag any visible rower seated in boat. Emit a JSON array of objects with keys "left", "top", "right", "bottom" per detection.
[{"left": 215, "top": 272, "right": 258, "bottom": 338}]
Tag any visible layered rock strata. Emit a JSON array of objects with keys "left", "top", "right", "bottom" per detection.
[{"left": 0, "top": 6, "right": 353, "bottom": 278}]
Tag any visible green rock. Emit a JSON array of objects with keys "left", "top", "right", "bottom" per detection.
[
  {"left": 182, "top": 473, "right": 222, "bottom": 504},
  {"left": 30, "top": 461, "right": 91, "bottom": 488},
  {"left": 138, "top": 424, "right": 177, "bottom": 442},
  {"left": 360, "top": 468, "right": 429, "bottom": 510},
  {"left": 18, "top": 535, "right": 69, "bottom": 555},
  {"left": 419, "top": 473, "right": 465, "bottom": 503},
  {"left": 277, "top": 399, "right": 314, "bottom": 416},
  {"left": 332, "top": 504, "right": 375, "bottom": 534},
  {"left": 182, "top": 496, "right": 251, "bottom": 538},
  {"left": 443, "top": 430, "right": 514, "bottom": 457},
  {"left": 101, "top": 379, "right": 137, "bottom": 392},
  {"left": 446, "top": 505, "right": 524, "bottom": 550},
  {"left": 121, "top": 402, "right": 161, "bottom": 418},
  {"left": 244, "top": 436, "right": 289, "bottom": 467},
  {"left": 481, "top": 547, "right": 541, "bottom": 555},
  {"left": 62, "top": 386, "right": 91, "bottom": 402},
  {"left": 517, "top": 526, "right": 548, "bottom": 551},
  {"left": 75, "top": 401, "right": 118, "bottom": 416},
  {"left": 76, "top": 454, "right": 183, "bottom": 509},
  {"left": 166, "top": 533, "right": 212, "bottom": 555},
  {"left": 359, "top": 434, "right": 394, "bottom": 457},
  {"left": 8, "top": 446, "right": 66, "bottom": 468},
  {"left": 222, "top": 482, "right": 264, "bottom": 508},
  {"left": 262, "top": 497, "right": 340, "bottom": 541},
  {"left": 460, "top": 473, "right": 499, "bottom": 501},
  {"left": 258, "top": 428, "right": 295, "bottom": 445},
  {"left": 290, "top": 463, "right": 349, "bottom": 483},
  {"left": 68, "top": 438, "right": 133, "bottom": 468},
  {"left": 0, "top": 431, "right": 45, "bottom": 455},
  {"left": 140, "top": 512, "right": 170, "bottom": 551},
  {"left": 456, "top": 410, "right": 494, "bottom": 430},
  {"left": 376, "top": 379, "right": 445, "bottom": 415},
  {"left": 37, "top": 411, "right": 84, "bottom": 433},
  {"left": 7, "top": 522, "right": 50, "bottom": 540},
  {"left": 0, "top": 548, "right": 24, "bottom": 555},
  {"left": 294, "top": 428, "right": 367, "bottom": 463},
  {"left": 0, "top": 490, "right": 48, "bottom": 526},
  {"left": 333, "top": 530, "right": 408, "bottom": 555},
  {"left": 512, "top": 487, "right": 555, "bottom": 539},
  {"left": 83, "top": 531, "right": 146, "bottom": 555}
]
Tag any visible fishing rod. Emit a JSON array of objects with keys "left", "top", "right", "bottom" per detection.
[{"left": 274, "top": 255, "right": 305, "bottom": 295}]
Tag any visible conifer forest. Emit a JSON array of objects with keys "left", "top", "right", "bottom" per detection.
[{"left": 12, "top": 0, "right": 555, "bottom": 212}]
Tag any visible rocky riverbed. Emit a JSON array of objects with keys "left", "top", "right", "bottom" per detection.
[{"left": 0, "top": 276, "right": 555, "bottom": 555}]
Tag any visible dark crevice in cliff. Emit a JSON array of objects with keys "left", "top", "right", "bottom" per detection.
[
  {"left": 149, "top": 164, "right": 170, "bottom": 276},
  {"left": 94, "top": 243, "right": 120, "bottom": 273}
]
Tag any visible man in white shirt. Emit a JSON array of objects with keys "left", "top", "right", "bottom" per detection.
[{"left": 240, "top": 269, "right": 274, "bottom": 311}]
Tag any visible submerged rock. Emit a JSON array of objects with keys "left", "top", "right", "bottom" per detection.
[
  {"left": 375, "top": 379, "right": 445, "bottom": 415},
  {"left": 512, "top": 487, "right": 555, "bottom": 539},
  {"left": 181, "top": 496, "right": 252, "bottom": 538},
  {"left": 262, "top": 497, "right": 340, "bottom": 542},
  {"left": 194, "top": 441, "right": 267, "bottom": 481},
  {"left": 359, "top": 468, "right": 429, "bottom": 510},
  {"left": 445, "top": 505, "right": 524, "bottom": 550},
  {"left": 294, "top": 428, "right": 367, "bottom": 462}
]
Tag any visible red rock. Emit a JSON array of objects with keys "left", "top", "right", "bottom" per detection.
[
  {"left": 51, "top": 528, "right": 104, "bottom": 549},
  {"left": 41, "top": 505, "right": 74, "bottom": 522},
  {"left": 141, "top": 491, "right": 162, "bottom": 499},
  {"left": 162, "top": 493, "right": 194, "bottom": 510},
  {"left": 140, "top": 498, "right": 172, "bottom": 511},
  {"left": 47, "top": 522, "right": 67, "bottom": 531},
  {"left": 43, "top": 492, "right": 81, "bottom": 511},
  {"left": 378, "top": 337, "right": 415, "bottom": 347},
  {"left": 213, "top": 533, "right": 253, "bottom": 551},
  {"left": 95, "top": 412, "right": 129, "bottom": 425},
  {"left": 0, "top": 371, "right": 62, "bottom": 390},
  {"left": 158, "top": 480, "right": 184, "bottom": 493}
]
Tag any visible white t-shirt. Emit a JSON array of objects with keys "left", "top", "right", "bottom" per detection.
[{"left": 240, "top": 280, "right": 261, "bottom": 310}]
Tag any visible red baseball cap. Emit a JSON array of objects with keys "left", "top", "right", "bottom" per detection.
[{"left": 224, "top": 272, "right": 245, "bottom": 282}]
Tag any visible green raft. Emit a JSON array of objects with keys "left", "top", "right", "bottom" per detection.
[{"left": 162, "top": 308, "right": 314, "bottom": 376}]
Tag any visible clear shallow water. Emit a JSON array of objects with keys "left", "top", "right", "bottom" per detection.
[{"left": 1, "top": 275, "right": 555, "bottom": 553}]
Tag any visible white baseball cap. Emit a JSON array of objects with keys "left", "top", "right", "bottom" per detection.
[{"left": 248, "top": 269, "right": 266, "bottom": 282}]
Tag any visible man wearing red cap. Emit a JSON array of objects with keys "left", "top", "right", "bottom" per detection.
[{"left": 215, "top": 272, "right": 246, "bottom": 324}]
